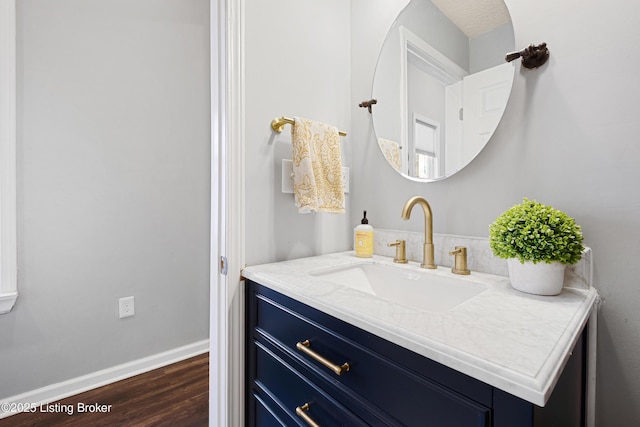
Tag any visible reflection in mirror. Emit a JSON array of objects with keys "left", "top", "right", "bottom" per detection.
[{"left": 372, "top": 0, "right": 515, "bottom": 181}]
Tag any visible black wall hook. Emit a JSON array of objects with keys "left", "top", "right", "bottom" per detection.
[
  {"left": 359, "top": 99, "right": 377, "bottom": 113},
  {"left": 506, "top": 43, "right": 549, "bottom": 69}
]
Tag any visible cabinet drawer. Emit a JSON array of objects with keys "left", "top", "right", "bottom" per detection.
[
  {"left": 252, "top": 286, "right": 491, "bottom": 426},
  {"left": 253, "top": 340, "right": 368, "bottom": 427}
]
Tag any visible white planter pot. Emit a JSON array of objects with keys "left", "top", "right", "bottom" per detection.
[{"left": 506, "top": 259, "right": 566, "bottom": 296}]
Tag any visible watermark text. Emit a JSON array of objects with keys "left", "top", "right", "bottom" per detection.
[{"left": 1, "top": 401, "right": 113, "bottom": 416}]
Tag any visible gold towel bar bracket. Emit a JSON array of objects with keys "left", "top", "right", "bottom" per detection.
[{"left": 271, "top": 116, "right": 347, "bottom": 137}]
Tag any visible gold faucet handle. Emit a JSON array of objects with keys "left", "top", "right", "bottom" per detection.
[
  {"left": 449, "top": 246, "right": 470, "bottom": 275},
  {"left": 388, "top": 240, "right": 408, "bottom": 264}
]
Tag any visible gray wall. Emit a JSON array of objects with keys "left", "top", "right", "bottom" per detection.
[
  {"left": 470, "top": 22, "right": 514, "bottom": 74},
  {"left": 243, "top": 0, "right": 640, "bottom": 424},
  {"left": 244, "top": 0, "right": 352, "bottom": 266},
  {"left": 0, "top": 0, "right": 210, "bottom": 398},
  {"left": 351, "top": 0, "right": 640, "bottom": 425}
]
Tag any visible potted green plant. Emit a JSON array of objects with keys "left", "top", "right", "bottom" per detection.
[{"left": 489, "top": 198, "right": 584, "bottom": 295}]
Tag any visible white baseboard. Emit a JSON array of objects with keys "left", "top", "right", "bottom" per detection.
[{"left": 0, "top": 339, "right": 209, "bottom": 419}]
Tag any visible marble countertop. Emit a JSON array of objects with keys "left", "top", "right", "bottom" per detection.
[{"left": 242, "top": 251, "right": 599, "bottom": 406}]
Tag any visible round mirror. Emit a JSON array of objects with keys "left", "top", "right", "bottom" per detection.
[{"left": 372, "top": 0, "right": 515, "bottom": 181}]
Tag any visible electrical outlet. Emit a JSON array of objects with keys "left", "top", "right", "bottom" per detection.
[
  {"left": 342, "top": 167, "right": 349, "bottom": 193},
  {"left": 119, "top": 296, "right": 135, "bottom": 319}
]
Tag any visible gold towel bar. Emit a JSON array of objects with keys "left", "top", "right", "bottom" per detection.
[{"left": 271, "top": 116, "right": 347, "bottom": 137}]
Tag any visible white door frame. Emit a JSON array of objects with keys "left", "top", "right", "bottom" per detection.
[
  {"left": 398, "top": 25, "right": 467, "bottom": 158},
  {"left": 0, "top": 0, "right": 18, "bottom": 315},
  {"left": 209, "top": 0, "right": 245, "bottom": 425}
]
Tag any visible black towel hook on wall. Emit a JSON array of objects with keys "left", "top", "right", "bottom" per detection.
[
  {"left": 505, "top": 43, "right": 549, "bottom": 69},
  {"left": 359, "top": 99, "right": 377, "bottom": 113}
]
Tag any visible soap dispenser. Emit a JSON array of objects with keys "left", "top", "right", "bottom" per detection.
[{"left": 354, "top": 210, "right": 374, "bottom": 258}]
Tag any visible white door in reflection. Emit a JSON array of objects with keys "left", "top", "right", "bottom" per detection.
[{"left": 462, "top": 62, "right": 514, "bottom": 164}]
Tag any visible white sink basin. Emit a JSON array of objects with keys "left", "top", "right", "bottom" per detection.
[{"left": 312, "top": 263, "right": 487, "bottom": 312}]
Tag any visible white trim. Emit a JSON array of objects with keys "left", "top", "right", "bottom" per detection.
[
  {"left": 209, "top": 0, "right": 245, "bottom": 425},
  {"left": 210, "top": 0, "right": 227, "bottom": 424},
  {"left": 586, "top": 302, "right": 599, "bottom": 427},
  {"left": 401, "top": 26, "right": 467, "bottom": 85},
  {"left": 209, "top": 1, "right": 226, "bottom": 425},
  {"left": 225, "top": 0, "right": 246, "bottom": 423},
  {"left": 0, "top": 291, "right": 17, "bottom": 314},
  {"left": 0, "top": 0, "right": 18, "bottom": 314},
  {"left": 209, "top": 1, "right": 224, "bottom": 425},
  {"left": 0, "top": 340, "right": 209, "bottom": 419},
  {"left": 398, "top": 25, "right": 467, "bottom": 162}
]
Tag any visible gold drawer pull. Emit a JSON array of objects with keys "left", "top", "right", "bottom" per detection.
[
  {"left": 296, "top": 340, "right": 350, "bottom": 376},
  {"left": 296, "top": 402, "right": 321, "bottom": 427}
]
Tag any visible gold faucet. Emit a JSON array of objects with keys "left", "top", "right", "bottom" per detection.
[{"left": 401, "top": 196, "right": 436, "bottom": 269}]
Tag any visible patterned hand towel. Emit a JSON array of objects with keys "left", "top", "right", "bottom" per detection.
[
  {"left": 378, "top": 138, "right": 402, "bottom": 172},
  {"left": 291, "top": 117, "right": 345, "bottom": 213}
]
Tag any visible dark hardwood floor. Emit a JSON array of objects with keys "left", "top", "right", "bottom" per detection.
[{"left": 0, "top": 353, "right": 209, "bottom": 427}]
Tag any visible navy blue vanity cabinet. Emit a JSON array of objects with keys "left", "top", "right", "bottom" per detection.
[{"left": 246, "top": 280, "right": 588, "bottom": 427}]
